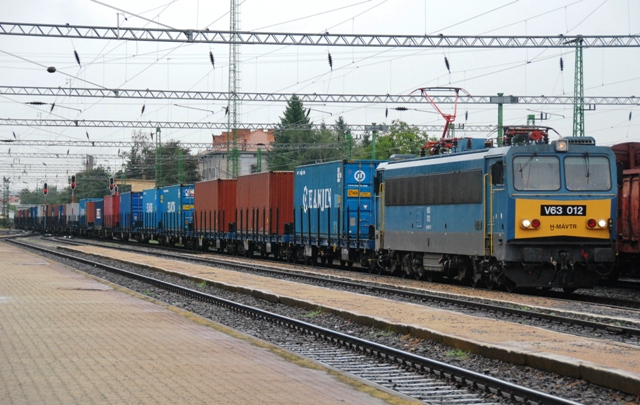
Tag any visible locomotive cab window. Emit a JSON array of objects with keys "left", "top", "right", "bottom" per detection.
[
  {"left": 564, "top": 156, "right": 611, "bottom": 191},
  {"left": 513, "top": 155, "right": 560, "bottom": 191}
]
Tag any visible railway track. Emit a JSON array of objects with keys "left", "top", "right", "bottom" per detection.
[
  {"left": 51, "top": 236, "right": 640, "bottom": 346},
  {"left": 8, "top": 238, "right": 584, "bottom": 405},
  {"left": 55, "top": 235, "right": 640, "bottom": 309}
]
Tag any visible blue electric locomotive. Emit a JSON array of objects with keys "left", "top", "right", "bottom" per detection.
[{"left": 375, "top": 127, "right": 617, "bottom": 291}]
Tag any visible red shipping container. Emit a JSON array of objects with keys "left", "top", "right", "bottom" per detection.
[
  {"left": 104, "top": 194, "right": 120, "bottom": 228},
  {"left": 236, "top": 171, "right": 293, "bottom": 235},
  {"left": 194, "top": 179, "right": 237, "bottom": 232},
  {"left": 86, "top": 201, "right": 96, "bottom": 224}
]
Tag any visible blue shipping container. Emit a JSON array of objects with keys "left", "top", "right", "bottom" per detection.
[
  {"left": 93, "top": 200, "right": 104, "bottom": 229},
  {"left": 120, "top": 192, "right": 143, "bottom": 229},
  {"left": 142, "top": 188, "right": 162, "bottom": 229},
  {"left": 159, "top": 184, "right": 195, "bottom": 231},
  {"left": 294, "top": 160, "right": 381, "bottom": 241},
  {"left": 79, "top": 198, "right": 102, "bottom": 229}
]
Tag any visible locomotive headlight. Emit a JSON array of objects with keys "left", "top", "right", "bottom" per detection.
[
  {"left": 555, "top": 139, "right": 569, "bottom": 152},
  {"left": 521, "top": 219, "right": 541, "bottom": 229},
  {"left": 598, "top": 219, "right": 607, "bottom": 228}
]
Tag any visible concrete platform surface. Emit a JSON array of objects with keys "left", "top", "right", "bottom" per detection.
[
  {"left": 0, "top": 242, "right": 414, "bottom": 405},
  {"left": 60, "top": 244, "right": 640, "bottom": 396}
]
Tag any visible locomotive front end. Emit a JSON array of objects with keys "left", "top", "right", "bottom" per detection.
[{"left": 502, "top": 136, "right": 617, "bottom": 290}]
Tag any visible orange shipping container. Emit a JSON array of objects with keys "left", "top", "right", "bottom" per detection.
[
  {"left": 194, "top": 179, "right": 237, "bottom": 232},
  {"left": 236, "top": 171, "right": 293, "bottom": 235}
]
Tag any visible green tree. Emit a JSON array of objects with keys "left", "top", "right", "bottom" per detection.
[
  {"left": 267, "top": 95, "right": 343, "bottom": 170},
  {"left": 72, "top": 166, "right": 112, "bottom": 200},
  {"left": 118, "top": 130, "right": 200, "bottom": 187},
  {"left": 121, "top": 130, "right": 153, "bottom": 179},
  {"left": 149, "top": 140, "right": 201, "bottom": 187},
  {"left": 356, "top": 120, "right": 429, "bottom": 160}
]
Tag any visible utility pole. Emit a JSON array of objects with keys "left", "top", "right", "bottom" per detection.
[
  {"left": 572, "top": 36, "right": 584, "bottom": 137},
  {"left": 227, "top": 0, "right": 241, "bottom": 178},
  {"left": 497, "top": 92, "right": 504, "bottom": 146},
  {"left": 490, "top": 93, "right": 519, "bottom": 146},
  {"left": 256, "top": 145, "right": 262, "bottom": 173},
  {"left": 371, "top": 123, "right": 377, "bottom": 160},
  {"left": 155, "top": 127, "right": 162, "bottom": 185},
  {"left": 1, "top": 176, "right": 9, "bottom": 222},
  {"left": 177, "top": 148, "right": 184, "bottom": 184}
]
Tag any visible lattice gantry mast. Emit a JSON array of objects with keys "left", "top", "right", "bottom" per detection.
[
  {"left": 572, "top": 37, "right": 584, "bottom": 137},
  {"left": 227, "top": 0, "right": 241, "bottom": 179}
]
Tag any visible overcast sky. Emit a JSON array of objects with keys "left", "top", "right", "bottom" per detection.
[{"left": 1, "top": 0, "right": 639, "bottom": 191}]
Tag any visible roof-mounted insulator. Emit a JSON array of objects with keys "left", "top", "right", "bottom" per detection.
[
  {"left": 328, "top": 52, "right": 333, "bottom": 71},
  {"left": 444, "top": 56, "right": 450, "bottom": 73},
  {"left": 74, "top": 50, "right": 81, "bottom": 68},
  {"left": 209, "top": 51, "right": 215, "bottom": 69}
]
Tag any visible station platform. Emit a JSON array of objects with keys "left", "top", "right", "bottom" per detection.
[
  {"left": 0, "top": 242, "right": 414, "bottom": 405},
  {"left": 59, "top": 244, "right": 640, "bottom": 397}
]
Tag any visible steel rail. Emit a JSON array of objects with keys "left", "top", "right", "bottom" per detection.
[{"left": 56, "top": 237, "right": 640, "bottom": 337}]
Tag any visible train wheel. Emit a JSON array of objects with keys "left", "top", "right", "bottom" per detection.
[
  {"left": 504, "top": 281, "right": 517, "bottom": 293},
  {"left": 470, "top": 273, "right": 482, "bottom": 288}
]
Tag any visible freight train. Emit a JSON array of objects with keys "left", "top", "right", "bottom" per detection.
[{"left": 14, "top": 126, "right": 620, "bottom": 292}]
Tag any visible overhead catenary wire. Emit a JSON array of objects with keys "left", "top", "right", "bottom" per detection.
[{"left": 2, "top": 2, "right": 635, "bottom": 186}]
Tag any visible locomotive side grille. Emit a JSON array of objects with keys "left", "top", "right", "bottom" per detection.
[{"left": 385, "top": 169, "right": 482, "bottom": 206}]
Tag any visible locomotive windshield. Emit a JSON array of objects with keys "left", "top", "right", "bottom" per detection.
[
  {"left": 564, "top": 156, "right": 611, "bottom": 191},
  {"left": 513, "top": 156, "right": 560, "bottom": 191}
]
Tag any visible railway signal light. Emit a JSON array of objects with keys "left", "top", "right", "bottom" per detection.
[
  {"left": 109, "top": 177, "right": 114, "bottom": 192},
  {"left": 70, "top": 175, "right": 76, "bottom": 190},
  {"left": 43, "top": 183, "right": 48, "bottom": 195}
]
